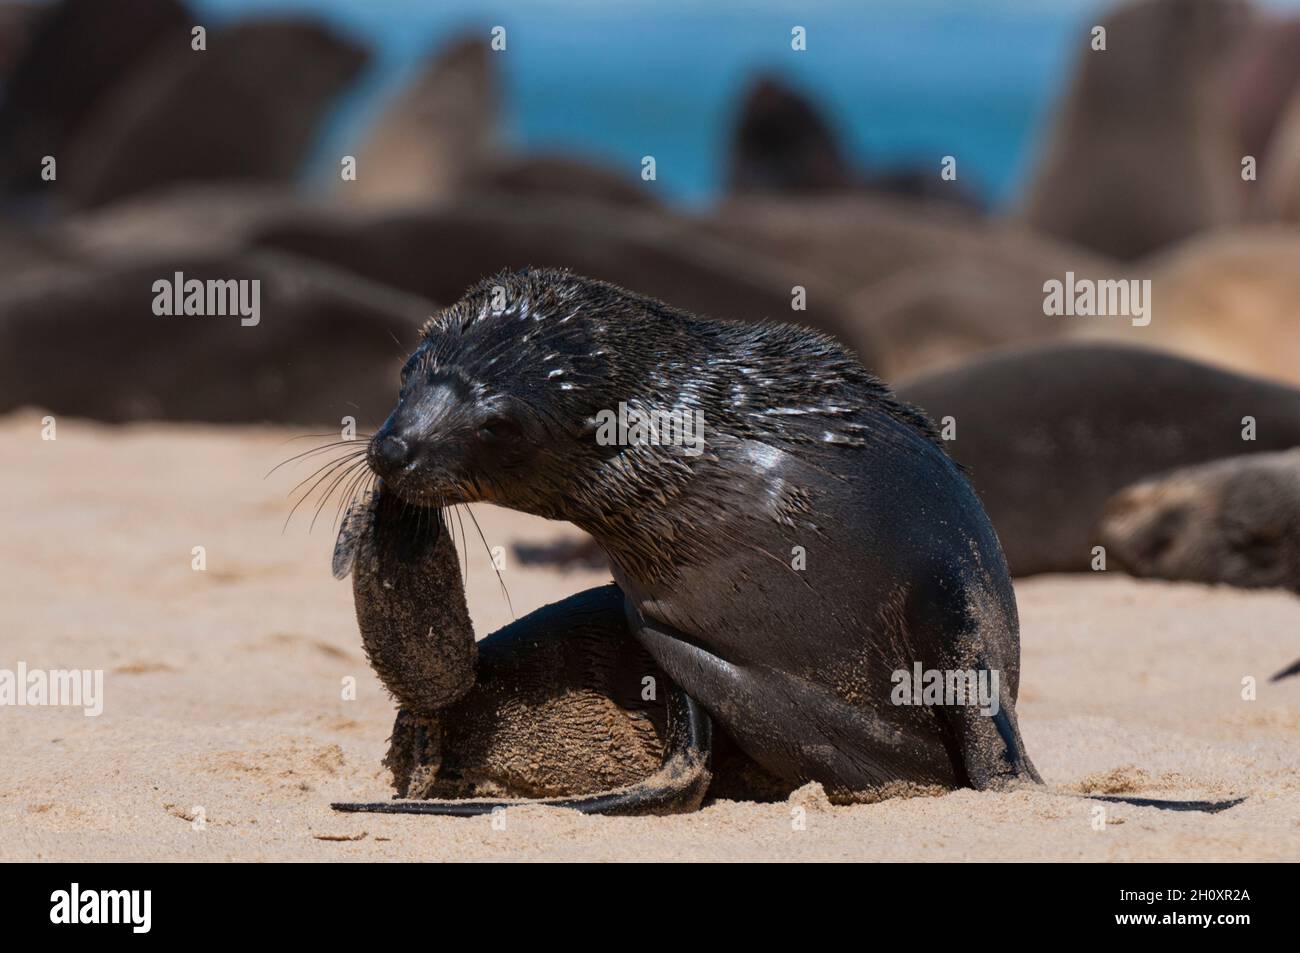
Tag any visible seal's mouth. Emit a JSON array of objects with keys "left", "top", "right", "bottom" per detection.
[
  {"left": 366, "top": 434, "right": 480, "bottom": 509},
  {"left": 372, "top": 474, "right": 440, "bottom": 506}
]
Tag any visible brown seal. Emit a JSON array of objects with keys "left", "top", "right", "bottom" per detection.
[
  {"left": 725, "top": 74, "right": 982, "bottom": 210},
  {"left": 351, "top": 268, "right": 1039, "bottom": 799},
  {"left": 897, "top": 343, "right": 1300, "bottom": 576},
  {"left": 1099, "top": 448, "right": 1300, "bottom": 593}
]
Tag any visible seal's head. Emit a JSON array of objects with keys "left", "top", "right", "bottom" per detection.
[
  {"left": 367, "top": 269, "right": 654, "bottom": 520},
  {"left": 1099, "top": 450, "right": 1300, "bottom": 593}
]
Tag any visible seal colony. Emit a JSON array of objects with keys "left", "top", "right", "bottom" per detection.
[{"left": 335, "top": 267, "right": 1038, "bottom": 809}]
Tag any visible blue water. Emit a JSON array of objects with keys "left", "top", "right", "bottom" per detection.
[{"left": 188, "top": 0, "right": 1288, "bottom": 208}]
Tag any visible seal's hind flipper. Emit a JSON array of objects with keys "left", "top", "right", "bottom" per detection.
[
  {"left": 951, "top": 697, "right": 1042, "bottom": 790},
  {"left": 332, "top": 688, "right": 713, "bottom": 817},
  {"left": 1271, "top": 657, "right": 1300, "bottom": 681},
  {"left": 1078, "top": 794, "right": 1246, "bottom": 814}
]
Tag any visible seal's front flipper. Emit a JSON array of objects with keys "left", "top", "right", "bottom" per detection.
[
  {"left": 947, "top": 689, "right": 1042, "bottom": 790},
  {"left": 331, "top": 688, "right": 713, "bottom": 817}
]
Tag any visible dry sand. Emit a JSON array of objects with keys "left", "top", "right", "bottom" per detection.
[{"left": 1, "top": 411, "right": 1296, "bottom": 862}]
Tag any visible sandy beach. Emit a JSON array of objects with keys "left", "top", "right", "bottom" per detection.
[{"left": 1, "top": 410, "right": 1295, "bottom": 862}]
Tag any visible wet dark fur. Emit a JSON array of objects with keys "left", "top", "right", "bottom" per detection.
[{"left": 366, "top": 268, "right": 1039, "bottom": 797}]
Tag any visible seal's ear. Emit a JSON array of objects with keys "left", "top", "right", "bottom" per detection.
[{"left": 332, "top": 493, "right": 378, "bottom": 580}]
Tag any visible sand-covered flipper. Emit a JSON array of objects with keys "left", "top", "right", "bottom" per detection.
[
  {"left": 334, "top": 686, "right": 712, "bottom": 817},
  {"left": 331, "top": 486, "right": 712, "bottom": 816}
]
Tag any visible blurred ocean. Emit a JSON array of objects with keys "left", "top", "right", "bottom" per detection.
[{"left": 191, "top": 0, "right": 1296, "bottom": 208}]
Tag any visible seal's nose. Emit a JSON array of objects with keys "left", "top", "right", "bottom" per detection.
[{"left": 369, "top": 433, "right": 411, "bottom": 479}]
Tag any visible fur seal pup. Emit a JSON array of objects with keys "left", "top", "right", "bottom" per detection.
[
  {"left": 356, "top": 268, "right": 1039, "bottom": 799},
  {"left": 1098, "top": 449, "right": 1300, "bottom": 593},
  {"left": 329, "top": 487, "right": 717, "bottom": 815},
  {"left": 897, "top": 344, "right": 1300, "bottom": 576}
]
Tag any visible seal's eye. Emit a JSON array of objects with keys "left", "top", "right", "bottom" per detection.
[{"left": 477, "top": 416, "right": 521, "bottom": 443}]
